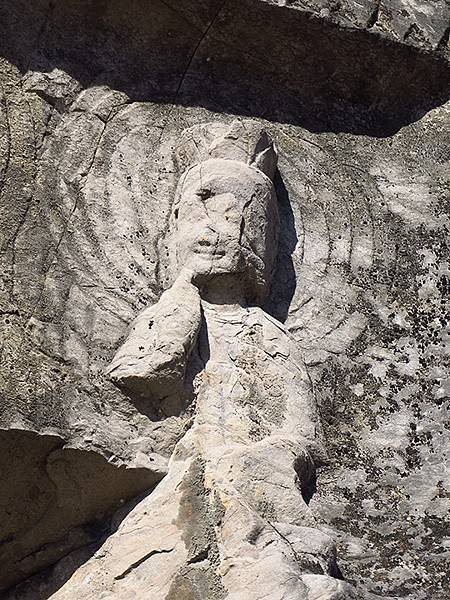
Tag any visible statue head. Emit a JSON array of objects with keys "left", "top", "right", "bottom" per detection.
[{"left": 169, "top": 120, "right": 279, "bottom": 304}]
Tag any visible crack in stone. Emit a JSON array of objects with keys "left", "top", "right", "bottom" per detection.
[
  {"left": 172, "top": 0, "right": 229, "bottom": 103},
  {"left": 114, "top": 547, "right": 174, "bottom": 581},
  {"left": 366, "top": 0, "right": 381, "bottom": 29}
]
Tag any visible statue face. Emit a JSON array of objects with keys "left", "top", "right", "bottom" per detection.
[{"left": 172, "top": 159, "right": 278, "bottom": 298}]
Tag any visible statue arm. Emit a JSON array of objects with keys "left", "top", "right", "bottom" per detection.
[{"left": 106, "top": 270, "right": 202, "bottom": 401}]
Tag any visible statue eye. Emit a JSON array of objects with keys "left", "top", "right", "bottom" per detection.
[{"left": 197, "top": 188, "right": 213, "bottom": 200}]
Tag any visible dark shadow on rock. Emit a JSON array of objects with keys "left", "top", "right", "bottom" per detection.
[
  {"left": 3, "top": 489, "right": 153, "bottom": 600},
  {"left": 264, "top": 171, "right": 297, "bottom": 323},
  {"left": 294, "top": 453, "right": 318, "bottom": 506},
  {"left": 184, "top": 308, "right": 211, "bottom": 397},
  {"left": 119, "top": 386, "right": 161, "bottom": 421},
  {"left": 3, "top": 490, "right": 152, "bottom": 600},
  {"left": 0, "top": 0, "right": 448, "bottom": 137},
  {"left": 0, "top": 429, "right": 162, "bottom": 595}
]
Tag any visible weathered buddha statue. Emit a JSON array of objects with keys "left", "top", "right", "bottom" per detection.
[
  {"left": 106, "top": 119, "right": 282, "bottom": 417},
  {"left": 54, "top": 121, "right": 355, "bottom": 599}
]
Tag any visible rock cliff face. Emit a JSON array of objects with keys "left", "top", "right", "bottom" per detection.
[{"left": 0, "top": 1, "right": 448, "bottom": 599}]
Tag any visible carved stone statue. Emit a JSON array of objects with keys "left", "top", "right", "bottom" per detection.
[
  {"left": 106, "top": 119, "right": 280, "bottom": 415},
  {"left": 54, "top": 121, "right": 355, "bottom": 599}
]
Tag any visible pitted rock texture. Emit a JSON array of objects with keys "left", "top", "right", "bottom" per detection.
[
  {"left": 47, "top": 301, "right": 355, "bottom": 600},
  {"left": 106, "top": 273, "right": 202, "bottom": 408},
  {"left": 48, "top": 121, "right": 355, "bottom": 599},
  {"left": 0, "top": 1, "right": 449, "bottom": 599}
]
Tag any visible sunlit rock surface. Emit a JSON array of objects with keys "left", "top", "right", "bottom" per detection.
[{"left": 0, "top": 1, "right": 448, "bottom": 598}]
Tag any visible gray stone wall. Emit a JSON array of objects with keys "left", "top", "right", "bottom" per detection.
[{"left": 0, "top": 1, "right": 448, "bottom": 598}]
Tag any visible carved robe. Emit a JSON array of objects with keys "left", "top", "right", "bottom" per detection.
[{"left": 53, "top": 295, "right": 354, "bottom": 600}]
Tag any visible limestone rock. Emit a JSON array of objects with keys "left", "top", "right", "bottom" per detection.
[
  {"left": 49, "top": 301, "right": 344, "bottom": 600},
  {"left": 263, "top": 0, "right": 450, "bottom": 56},
  {"left": 0, "top": 1, "right": 448, "bottom": 598},
  {"left": 44, "top": 116, "right": 355, "bottom": 597}
]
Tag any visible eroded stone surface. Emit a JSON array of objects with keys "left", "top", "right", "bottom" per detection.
[
  {"left": 0, "top": 1, "right": 448, "bottom": 598},
  {"left": 106, "top": 273, "right": 202, "bottom": 409},
  {"left": 50, "top": 300, "right": 352, "bottom": 599}
]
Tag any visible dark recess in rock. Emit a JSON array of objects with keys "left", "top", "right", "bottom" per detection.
[
  {"left": 0, "top": 0, "right": 448, "bottom": 136},
  {"left": 0, "top": 429, "right": 161, "bottom": 593}
]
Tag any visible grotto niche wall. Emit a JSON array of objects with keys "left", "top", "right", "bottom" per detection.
[{"left": 0, "top": 1, "right": 449, "bottom": 599}]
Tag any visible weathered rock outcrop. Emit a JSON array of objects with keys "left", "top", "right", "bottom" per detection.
[
  {"left": 0, "top": 429, "right": 164, "bottom": 592},
  {"left": 0, "top": 1, "right": 448, "bottom": 598}
]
